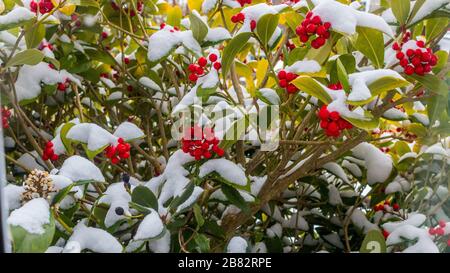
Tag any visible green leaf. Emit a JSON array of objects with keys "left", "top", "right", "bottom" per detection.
[
  {"left": 283, "top": 11, "right": 303, "bottom": 32},
  {"left": 408, "top": 0, "right": 425, "bottom": 24},
  {"left": 354, "top": 27, "right": 384, "bottom": 69},
  {"left": 336, "top": 59, "right": 350, "bottom": 92},
  {"left": 391, "top": 0, "right": 411, "bottom": 25},
  {"left": 51, "top": 184, "right": 75, "bottom": 206},
  {"left": 407, "top": 73, "right": 448, "bottom": 96},
  {"left": 344, "top": 111, "right": 380, "bottom": 130},
  {"left": 194, "top": 234, "right": 210, "bottom": 253},
  {"left": 291, "top": 76, "right": 332, "bottom": 104},
  {"left": 4, "top": 49, "right": 44, "bottom": 69},
  {"left": 393, "top": 141, "right": 411, "bottom": 156},
  {"left": 25, "top": 22, "right": 45, "bottom": 49},
  {"left": 132, "top": 186, "right": 159, "bottom": 211},
  {"left": 193, "top": 204, "right": 205, "bottom": 228},
  {"left": 10, "top": 212, "right": 55, "bottom": 253},
  {"left": 189, "top": 12, "right": 208, "bottom": 43},
  {"left": 170, "top": 182, "right": 195, "bottom": 211},
  {"left": 360, "top": 230, "right": 387, "bottom": 253},
  {"left": 425, "top": 18, "right": 449, "bottom": 42},
  {"left": 221, "top": 183, "right": 250, "bottom": 214},
  {"left": 221, "top": 32, "right": 252, "bottom": 77},
  {"left": 256, "top": 13, "right": 280, "bottom": 47},
  {"left": 432, "top": 50, "right": 448, "bottom": 74},
  {"left": 60, "top": 122, "right": 76, "bottom": 155},
  {"left": 367, "top": 76, "right": 411, "bottom": 96}
]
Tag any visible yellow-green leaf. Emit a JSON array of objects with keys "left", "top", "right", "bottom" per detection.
[
  {"left": 354, "top": 27, "right": 384, "bottom": 69},
  {"left": 391, "top": 0, "right": 410, "bottom": 25},
  {"left": 291, "top": 76, "right": 332, "bottom": 104}
]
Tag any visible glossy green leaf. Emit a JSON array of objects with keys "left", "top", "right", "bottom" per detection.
[
  {"left": 391, "top": 0, "right": 410, "bottom": 25},
  {"left": 25, "top": 22, "right": 45, "bottom": 49},
  {"left": 189, "top": 12, "right": 208, "bottom": 42},
  {"left": 5, "top": 49, "right": 44, "bottom": 69},
  {"left": 354, "top": 27, "right": 384, "bottom": 68},
  {"left": 132, "top": 186, "right": 159, "bottom": 211},
  {"left": 256, "top": 13, "right": 280, "bottom": 47},
  {"left": 221, "top": 183, "right": 250, "bottom": 214},
  {"left": 221, "top": 32, "right": 252, "bottom": 77},
  {"left": 291, "top": 76, "right": 332, "bottom": 104}
]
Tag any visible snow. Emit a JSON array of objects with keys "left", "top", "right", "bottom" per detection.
[
  {"left": 412, "top": 113, "right": 429, "bottom": 126},
  {"left": 323, "top": 162, "right": 349, "bottom": 183},
  {"left": 98, "top": 183, "right": 132, "bottom": 227},
  {"left": 285, "top": 60, "right": 321, "bottom": 74},
  {"left": 352, "top": 142, "right": 393, "bottom": 184},
  {"left": 347, "top": 69, "right": 406, "bottom": 102},
  {"left": 252, "top": 242, "right": 267, "bottom": 253},
  {"left": 347, "top": 207, "right": 378, "bottom": 233},
  {"left": 202, "top": 0, "right": 217, "bottom": 14},
  {"left": 0, "top": 7, "right": 35, "bottom": 26},
  {"left": 199, "top": 158, "right": 247, "bottom": 186},
  {"left": 134, "top": 209, "right": 165, "bottom": 240},
  {"left": 7, "top": 198, "right": 50, "bottom": 234},
  {"left": 327, "top": 185, "right": 343, "bottom": 206},
  {"left": 4, "top": 184, "right": 25, "bottom": 211},
  {"left": 63, "top": 222, "right": 122, "bottom": 253},
  {"left": 258, "top": 88, "right": 280, "bottom": 105},
  {"left": 410, "top": 0, "right": 450, "bottom": 25},
  {"left": 148, "top": 230, "right": 171, "bottom": 253},
  {"left": 312, "top": 0, "right": 393, "bottom": 36},
  {"left": 383, "top": 213, "right": 426, "bottom": 233},
  {"left": 322, "top": 233, "right": 344, "bottom": 249},
  {"left": 227, "top": 236, "right": 248, "bottom": 253},
  {"left": 139, "top": 77, "right": 161, "bottom": 91},
  {"left": 147, "top": 27, "right": 201, "bottom": 62},
  {"left": 398, "top": 152, "right": 417, "bottom": 163},
  {"left": 342, "top": 159, "right": 362, "bottom": 177},
  {"left": 58, "top": 155, "right": 105, "bottom": 182},
  {"left": 386, "top": 225, "right": 438, "bottom": 253},
  {"left": 50, "top": 174, "right": 83, "bottom": 209},
  {"left": 14, "top": 62, "right": 81, "bottom": 102},
  {"left": 176, "top": 186, "right": 204, "bottom": 213},
  {"left": 205, "top": 27, "right": 231, "bottom": 42},
  {"left": 113, "top": 122, "right": 144, "bottom": 141},
  {"left": 237, "top": 3, "right": 288, "bottom": 34},
  {"left": 66, "top": 123, "right": 117, "bottom": 151},
  {"left": 385, "top": 175, "right": 411, "bottom": 194},
  {"left": 266, "top": 223, "right": 282, "bottom": 238},
  {"left": 383, "top": 108, "right": 408, "bottom": 120},
  {"left": 423, "top": 143, "right": 448, "bottom": 157},
  {"left": 282, "top": 212, "right": 309, "bottom": 230}
]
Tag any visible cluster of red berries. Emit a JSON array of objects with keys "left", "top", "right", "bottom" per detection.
[
  {"left": 188, "top": 54, "right": 221, "bottom": 83},
  {"left": 237, "top": 0, "right": 251, "bottom": 7},
  {"left": 160, "top": 23, "right": 180, "bottom": 33},
  {"left": 42, "top": 141, "right": 59, "bottom": 161},
  {"left": 1, "top": 108, "right": 11, "bottom": 129},
  {"left": 231, "top": 12, "right": 245, "bottom": 24},
  {"left": 373, "top": 200, "right": 400, "bottom": 212},
  {"left": 328, "top": 82, "right": 343, "bottom": 90},
  {"left": 30, "top": 0, "right": 54, "bottom": 14},
  {"left": 181, "top": 126, "right": 224, "bottom": 160},
  {"left": 429, "top": 220, "right": 447, "bottom": 235},
  {"left": 393, "top": 40, "right": 438, "bottom": 76},
  {"left": 296, "top": 12, "right": 331, "bottom": 49},
  {"left": 277, "top": 70, "right": 299, "bottom": 93},
  {"left": 317, "top": 105, "right": 353, "bottom": 137},
  {"left": 105, "top": 138, "right": 131, "bottom": 164}
]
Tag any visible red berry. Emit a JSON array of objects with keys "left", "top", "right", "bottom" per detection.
[
  {"left": 323, "top": 22, "right": 331, "bottom": 29},
  {"left": 296, "top": 26, "right": 306, "bottom": 36},
  {"left": 316, "top": 25, "right": 327, "bottom": 36},
  {"left": 237, "top": 13, "right": 245, "bottom": 22},
  {"left": 215, "top": 147, "right": 224, "bottom": 157},
  {"left": 311, "top": 16, "right": 322, "bottom": 25},
  {"left": 189, "top": 73, "right": 198, "bottom": 82},
  {"left": 382, "top": 230, "right": 389, "bottom": 239},
  {"left": 439, "top": 220, "right": 446, "bottom": 228},
  {"left": 306, "top": 11, "right": 313, "bottom": 19},
  {"left": 213, "top": 62, "right": 222, "bottom": 70},
  {"left": 277, "top": 70, "right": 287, "bottom": 80},
  {"left": 57, "top": 83, "right": 67, "bottom": 91},
  {"left": 320, "top": 120, "right": 329, "bottom": 129},
  {"left": 306, "top": 24, "right": 316, "bottom": 34},
  {"left": 406, "top": 49, "right": 415, "bottom": 57},
  {"left": 404, "top": 65, "right": 414, "bottom": 75},
  {"left": 315, "top": 37, "right": 326, "bottom": 47},
  {"left": 429, "top": 228, "right": 436, "bottom": 235},
  {"left": 118, "top": 138, "right": 125, "bottom": 144},
  {"left": 124, "top": 57, "right": 130, "bottom": 65},
  {"left": 198, "top": 57, "right": 207, "bottom": 67},
  {"left": 286, "top": 72, "right": 296, "bottom": 82},
  {"left": 329, "top": 111, "right": 340, "bottom": 121},
  {"left": 392, "top": 42, "right": 400, "bottom": 50},
  {"left": 400, "top": 58, "right": 408, "bottom": 67},
  {"left": 250, "top": 20, "right": 257, "bottom": 31},
  {"left": 279, "top": 79, "right": 287, "bottom": 88},
  {"left": 300, "top": 34, "right": 309, "bottom": 43},
  {"left": 287, "top": 84, "right": 298, "bottom": 93},
  {"left": 318, "top": 106, "right": 329, "bottom": 120},
  {"left": 111, "top": 157, "right": 120, "bottom": 164},
  {"left": 46, "top": 141, "right": 53, "bottom": 149},
  {"left": 209, "top": 54, "right": 218, "bottom": 62},
  {"left": 436, "top": 228, "right": 445, "bottom": 236},
  {"left": 51, "top": 154, "right": 59, "bottom": 161},
  {"left": 416, "top": 40, "right": 425, "bottom": 48},
  {"left": 396, "top": 52, "right": 405, "bottom": 60},
  {"left": 231, "top": 15, "right": 238, "bottom": 23},
  {"left": 311, "top": 39, "right": 320, "bottom": 49},
  {"left": 415, "top": 65, "right": 424, "bottom": 75},
  {"left": 120, "top": 152, "right": 130, "bottom": 159},
  {"left": 411, "top": 57, "right": 421, "bottom": 66},
  {"left": 196, "top": 67, "right": 204, "bottom": 75},
  {"left": 101, "top": 32, "right": 108, "bottom": 39},
  {"left": 188, "top": 64, "right": 198, "bottom": 72}
]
